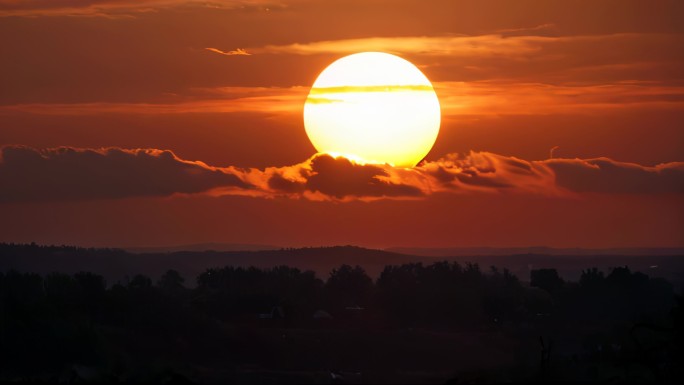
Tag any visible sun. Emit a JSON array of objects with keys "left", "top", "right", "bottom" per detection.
[{"left": 303, "top": 52, "right": 441, "bottom": 168}]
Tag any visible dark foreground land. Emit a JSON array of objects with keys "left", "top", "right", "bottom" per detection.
[{"left": 1, "top": 243, "right": 682, "bottom": 383}]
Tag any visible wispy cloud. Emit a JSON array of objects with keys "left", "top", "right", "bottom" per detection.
[
  {"left": 224, "top": 32, "right": 683, "bottom": 87},
  {"left": 2, "top": 145, "right": 682, "bottom": 203},
  {"left": 247, "top": 34, "right": 545, "bottom": 57},
  {"left": 309, "top": 85, "right": 434, "bottom": 94},
  {"left": 493, "top": 23, "right": 558, "bottom": 36},
  {"left": 434, "top": 80, "right": 684, "bottom": 117},
  {"left": 234, "top": 33, "right": 681, "bottom": 61},
  {"left": 0, "top": 0, "right": 282, "bottom": 17},
  {"left": 0, "top": 86, "right": 309, "bottom": 115},
  {"left": 2, "top": 81, "right": 682, "bottom": 118},
  {"left": 205, "top": 47, "right": 252, "bottom": 56}
]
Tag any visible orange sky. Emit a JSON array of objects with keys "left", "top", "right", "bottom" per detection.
[{"left": 1, "top": 0, "right": 683, "bottom": 248}]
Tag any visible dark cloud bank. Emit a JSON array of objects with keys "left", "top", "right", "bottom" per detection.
[
  {"left": 0, "top": 146, "right": 248, "bottom": 203},
  {"left": 1, "top": 145, "right": 682, "bottom": 203}
]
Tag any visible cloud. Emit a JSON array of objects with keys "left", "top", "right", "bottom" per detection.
[
  {"left": 435, "top": 80, "right": 684, "bottom": 118},
  {"left": 225, "top": 32, "right": 683, "bottom": 89},
  {"left": 545, "top": 158, "right": 684, "bottom": 194},
  {"left": 417, "top": 152, "right": 556, "bottom": 193},
  {"left": 260, "top": 154, "right": 425, "bottom": 200},
  {"left": 417, "top": 153, "right": 684, "bottom": 195},
  {"left": 1, "top": 145, "right": 682, "bottom": 204},
  {"left": 237, "top": 33, "right": 683, "bottom": 63},
  {"left": 0, "top": 146, "right": 250, "bottom": 203},
  {"left": 248, "top": 34, "right": 544, "bottom": 57},
  {"left": 493, "top": 23, "right": 558, "bottom": 37},
  {"left": 3, "top": 81, "right": 682, "bottom": 118},
  {"left": 205, "top": 47, "right": 251, "bottom": 56},
  {"left": 0, "top": 0, "right": 281, "bottom": 17},
  {"left": 0, "top": 86, "right": 308, "bottom": 116}
]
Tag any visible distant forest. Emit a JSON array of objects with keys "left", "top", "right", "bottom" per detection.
[
  {"left": 0, "top": 243, "right": 682, "bottom": 383},
  {"left": 2, "top": 242, "right": 682, "bottom": 286}
]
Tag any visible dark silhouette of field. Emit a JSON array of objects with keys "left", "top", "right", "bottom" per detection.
[{"left": 1, "top": 243, "right": 682, "bottom": 383}]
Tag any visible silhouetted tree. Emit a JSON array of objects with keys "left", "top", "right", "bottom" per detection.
[
  {"left": 376, "top": 263, "right": 423, "bottom": 325},
  {"left": 158, "top": 269, "right": 185, "bottom": 291},
  {"left": 74, "top": 271, "right": 106, "bottom": 315},
  {"left": 376, "top": 261, "right": 492, "bottom": 327},
  {"left": 194, "top": 265, "right": 322, "bottom": 321},
  {"left": 484, "top": 267, "right": 525, "bottom": 323},
  {"left": 531, "top": 268, "right": 564, "bottom": 293},
  {"left": 325, "top": 264, "right": 373, "bottom": 309},
  {"left": 580, "top": 267, "right": 605, "bottom": 288},
  {"left": 128, "top": 274, "right": 152, "bottom": 290}
]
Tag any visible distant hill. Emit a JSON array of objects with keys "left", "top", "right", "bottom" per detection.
[
  {"left": 0, "top": 244, "right": 423, "bottom": 286},
  {"left": 386, "top": 247, "right": 684, "bottom": 284},
  {"left": 124, "top": 243, "right": 280, "bottom": 253},
  {"left": 387, "top": 246, "right": 684, "bottom": 257},
  {"left": 1, "top": 243, "right": 683, "bottom": 286}
]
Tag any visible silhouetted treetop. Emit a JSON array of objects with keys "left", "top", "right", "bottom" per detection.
[
  {"left": 531, "top": 268, "right": 564, "bottom": 293},
  {"left": 158, "top": 269, "right": 185, "bottom": 291}
]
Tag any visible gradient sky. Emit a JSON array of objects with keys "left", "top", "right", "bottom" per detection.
[{"left": 1, "top": 0, "right": 683, "bottom": 248}]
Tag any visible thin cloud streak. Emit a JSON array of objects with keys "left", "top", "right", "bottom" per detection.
[
  {"left": 241, "top": 33, "right": 683, "bottom": 59},
  {"left": 230, "top": 32, "right": 684, "bottom": 87},
  {"left": 2, "top": 81, "right": 682, "bottom": 117},
  {"left": 435, "top": 81, "right": 684, "bottom": 117},
  {"left": 251, "top": 34, "right": 544, "bottom": 57},
  {"left": 0, "top": 0, "right": 281, "bottom": 17},
  {"left": 0, "top": 86, "right": 309, "bottom": 115},
  {"left": 205, "top": 47, "right": 252, "bottom": 56}
]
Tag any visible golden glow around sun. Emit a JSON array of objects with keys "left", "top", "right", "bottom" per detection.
[{"left": 304, "top": 52, "right": 441, "bottom": 168}]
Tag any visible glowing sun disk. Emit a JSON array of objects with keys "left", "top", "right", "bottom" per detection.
[{"left": 304, "top": 52, "right": 441, "bottom": 168}]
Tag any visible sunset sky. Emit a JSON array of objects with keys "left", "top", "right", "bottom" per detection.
[{"left": 1, "top": 0, "right": 683, "bottom": 248}]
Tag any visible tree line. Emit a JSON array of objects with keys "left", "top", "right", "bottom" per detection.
[{"left": 0, "top": 259, "right": 680, "bottom": 382}]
